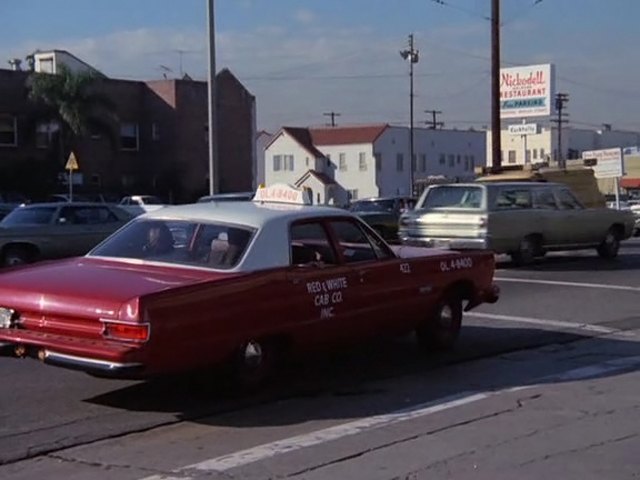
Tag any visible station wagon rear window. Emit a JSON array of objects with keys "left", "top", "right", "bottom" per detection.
[
  {"left": 1, "top": 206, "right": 57, "bottom": 225},
  {"left": 418, "top": 186, "right": 484, "bottom": 210},
  {"left": 89, "top": 219, "right": 255, "bottom": 269}
]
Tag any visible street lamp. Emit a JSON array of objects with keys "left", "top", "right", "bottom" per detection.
[
  {"left": 206, "top": 0, "right": 219, "bottom": 195},
  {"left": 400, "top": 34, "right": 419, "bottom": 196}
]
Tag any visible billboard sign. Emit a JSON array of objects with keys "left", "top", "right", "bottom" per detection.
[
  {"left": 500, "top": 64, "right": 555, "bottom": 119},
  {"left": 581, "top": 148, "right": 624, "bottom": 179}
]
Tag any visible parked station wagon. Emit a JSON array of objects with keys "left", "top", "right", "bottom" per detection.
[
  {"left": 0, "top": 184, "right": 499, "bottom": 387},
  {"left": 399, "top": 182, "right": 636, "bottom": 265}
]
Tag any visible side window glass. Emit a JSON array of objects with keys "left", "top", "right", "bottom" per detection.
[
  {"left": 556, "top": 189, "right": 583, "bottom": 210},
  {"left": 495, "top": 189, "right": 532, "bottom": 209},
  {"left": 533, "top": 189, "right": 558, "bottom": 210},
  {"left": 289, "top": 222, "right": 336, "bottom": 266},
  {"left": 329, "top": 220, "right": 379, "bottom": 264}
]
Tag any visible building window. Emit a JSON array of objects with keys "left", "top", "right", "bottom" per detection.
[
  {"left": 120, "top": 122, "right": 139, "bottom": 151},
  {"left": 375, "top": 153, "right": 382, "bottom": 172},
  {"left": 347, "top": 189, "right": 359, "bottom": 201},
  {"left": 420, "top": 154, "right": 427, "bottom": 172},
  {"left": 463, "top": 155, "right": 469, "bottom": 171},
  {"left": 533, "top": 148, "right": 538, "bottom": 160},
  {"left": 305, "top": 157, "right": 310, "bottom": 167},
  {"left": 359, "top": 152, "right": 367, "bottom": 171},
  {"left": 152, "top": 123, "right": 160, "bottom": 141},
  {"left": 273, "top": 154, "right": 282, "bottom": 171},
  {"left": 457, "top": 155, "right": 461, "bottom": 164},
  {"left": 439, "top": 153, "right": 446, "bottom": 165},
  {"left": 470, "top": 155, "right": 475, "bottom": 170},
  {"left": 0, "top": 114, "right": 17, "bottom": 146},
  {"left": 285, "top": 154, "right": 294, "bottom": 170},
  {"left": 540, "top": 148, "right": 546, "bottom": 160},
  {"left": 448, "top": 154, "right": 455, "bottom": 167},
  {"left": 508, "top": 150, "right": 516, "bottom": 164},
  {"left": 526, "top": 149, "right": 531, "bottom": 163},
  {"left": 411, "top": 154, "right": 417, "bottom": 172},
  {"left": 396, "top": 153, "right": 404, "bottom": 172},
  {"left": 35, "top": 121, "right": 58, "bottom": 148},
  {"left": 274, "top": 154, "right": 294, "bottom": 171},
  {"left": 339, "top": 153, "right": 347, "bottom": 171}
]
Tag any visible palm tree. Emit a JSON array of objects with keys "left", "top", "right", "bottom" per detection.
[{"left": 27, "top": 64, "right": 118, "bottom": 169}]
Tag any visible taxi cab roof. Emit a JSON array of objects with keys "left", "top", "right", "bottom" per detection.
[{"left": 143, "top": 196, "right": 349, "bottom": 228}]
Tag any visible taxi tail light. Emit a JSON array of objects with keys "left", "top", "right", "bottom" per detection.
[{"left": 102, "top": 321, "right": 150, "bottom": 343}]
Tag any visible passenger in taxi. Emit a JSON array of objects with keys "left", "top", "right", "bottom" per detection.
[
  {"left": 207, "top": 228, "right": 252, "bottom": 268},
  {"left": 142, "top": 223, "right": 174, "bottom": 256}
]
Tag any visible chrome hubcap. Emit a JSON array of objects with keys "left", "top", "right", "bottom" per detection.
[
  {"left": 439, "top": 305, "right": 453, "bottom": 328},
  {"left": 243, "top": 341, "right": 263, "bottom": 368}
]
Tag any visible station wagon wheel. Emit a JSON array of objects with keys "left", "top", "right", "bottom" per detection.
[
  {"left": 416, "top": 293, "right": 463, "bottom": 352},
  {"left": 597, "top": 228, "right": 620, "bottom": 259},
  {"left": 511, "top": 235, "right": 539, "bottom": 266},
  {"left": 232, "top": 339, "right": 279, "bottom": 391},
  {"left": 2, "top": 246, "right": 35, "bottom": 267}
]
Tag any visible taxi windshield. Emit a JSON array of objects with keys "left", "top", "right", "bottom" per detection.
[{"left": 89, "top": 218, "right": 255, "bottom": 269}]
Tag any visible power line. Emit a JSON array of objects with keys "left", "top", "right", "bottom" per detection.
[
  {"left": 429, "top": 0, "right": 490, "bottom": 21},
  {"left": 424, "top": 109, "right": 444, "bottom": 129},
  {"left": 323, "top": 111, "right": 341, "bottom": 127}
]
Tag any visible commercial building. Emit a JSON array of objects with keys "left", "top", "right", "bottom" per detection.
[{"left": 0, "top": 50, "right": 256, "bottom": 202}]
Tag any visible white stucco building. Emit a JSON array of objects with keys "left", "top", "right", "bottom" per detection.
[
  {"left": 26, "top": 50, "right": 103, "bottom": 76},
  {"left": 264, "top": 124, "right": 486, "bottom": 205},
  {"left": 486, "top": 125, "right": 640, "bottom": 167}
]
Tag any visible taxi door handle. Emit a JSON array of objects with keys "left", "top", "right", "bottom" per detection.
[{"left": 357, "top": 270, "right": 368, "bottom": 283}]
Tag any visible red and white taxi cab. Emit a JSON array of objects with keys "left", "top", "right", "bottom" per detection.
[{"left": 0, "top": 184, "right": 499, "bottom": 385}]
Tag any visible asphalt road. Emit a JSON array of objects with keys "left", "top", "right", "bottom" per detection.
[{"left": 0, "top": 238, "right": 639, "bottom": 479}]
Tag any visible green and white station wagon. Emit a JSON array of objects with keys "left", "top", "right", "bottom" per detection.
[{"left": 399, "top": 182, "right": 636, "bottom": 265}]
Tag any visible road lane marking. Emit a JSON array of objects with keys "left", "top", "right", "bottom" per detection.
[
  {"left": 465, "top": 311, "right": 634, "bottom": 336},
  {"left": 137, "top": 355, "right": 640, "bottom": 478},
  {"left": 494, "top": 277, "right": 640, "bottom": 292}
]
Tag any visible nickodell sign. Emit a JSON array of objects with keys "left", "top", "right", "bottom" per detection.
[{"left": 500, "top": 64, "right": 555, "bottom": 119}]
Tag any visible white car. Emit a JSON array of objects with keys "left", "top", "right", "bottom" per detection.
[{"left": 119, "top": 195, "right": 166, "bottom": 216}]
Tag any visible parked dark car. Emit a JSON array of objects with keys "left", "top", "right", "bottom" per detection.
[
  {"left": 349, "top": 196, "right": 415, "bottom": 242},
  {"left": 0, "top": 192, "right": 29, "bottom": 220},
  {"left": 0, "top": 202, "right": 132, "bottom": 266}
]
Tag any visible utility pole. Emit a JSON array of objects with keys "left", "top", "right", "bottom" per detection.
[
  {"left": 491, "top": 0, "right": 502, "bottom": 170},
  {"left": 424, "top": 109, "right": 444, "bottom": 129},
  {"left": 400, "top": 33, "right": 419, "bottom": 196},
  {"left": 551, "top": 92, "right": 569, "bottom": 169},
  {"left": 323, "top": 111, "right": 341, "bottom": 127},
  {"left": 206, "top": 0, "right": 218, "bottom": 195}
]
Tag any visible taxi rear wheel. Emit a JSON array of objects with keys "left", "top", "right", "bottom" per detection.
[
  {"left": 416, "top": 293, "right": 463, "bottom": 352},
  {"left": 231, "top": 338, "right": 281, "bottom": 391}
]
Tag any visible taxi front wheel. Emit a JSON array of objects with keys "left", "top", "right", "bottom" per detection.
[{"left": 416, "top": 293, "right": 463, "bottom": 352}]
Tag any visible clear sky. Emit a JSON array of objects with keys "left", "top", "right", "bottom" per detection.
[{"left": 1, "top": 0, "right": 639, "bottom": 134}]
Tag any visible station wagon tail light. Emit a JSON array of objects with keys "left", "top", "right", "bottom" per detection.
[{"left": 101, "top": 320, "right": 150, "bottom": 343}]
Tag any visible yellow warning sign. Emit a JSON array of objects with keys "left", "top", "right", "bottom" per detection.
[{"left": 65, "top": 152, "right": 79, "bottom": 171}]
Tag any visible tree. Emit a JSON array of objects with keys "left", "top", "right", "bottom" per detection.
[{"left": 27, "top": 64, "right": 118, "bottom": 169}]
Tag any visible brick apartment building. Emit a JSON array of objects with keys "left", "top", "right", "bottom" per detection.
[{"left": 0, "top": 51, "right": 256, "bottom": 203}]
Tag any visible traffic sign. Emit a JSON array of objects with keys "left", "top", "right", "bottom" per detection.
[
  {"left": 508, "top": 123, "right": 538, "bottom": 135},
  {"left": 581, "top": 148, "right": 624, "bottom": 179},
  {"left": 65, "top": 152, "right": 79, "bottom": 171}
]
